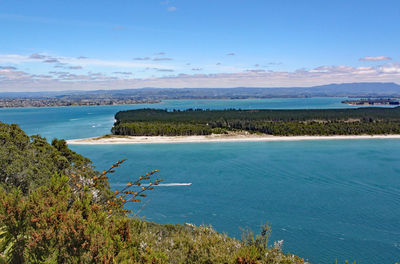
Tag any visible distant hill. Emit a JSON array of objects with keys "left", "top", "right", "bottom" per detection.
[{"left": 2, "top": 82, "right": 400, "bottom": 99}]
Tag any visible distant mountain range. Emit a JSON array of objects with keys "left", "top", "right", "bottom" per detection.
[{"left": 2, "top": 82, "right": 400, "bottom": 99}]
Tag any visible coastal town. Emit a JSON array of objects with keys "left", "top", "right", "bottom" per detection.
[{"left": 0, "top": 98, "right": 159, "bottom": 108}]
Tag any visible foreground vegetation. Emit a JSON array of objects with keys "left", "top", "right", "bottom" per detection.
[
  {"left": 0, "top": 122, "right": 307, "bottom": 263},
  {"left": 112, "top": 107, "right": 400, "bottom": 136}
]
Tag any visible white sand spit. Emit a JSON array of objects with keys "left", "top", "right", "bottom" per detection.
[{"left": 66, "top": 134, "right": 400, "bottom": 145}]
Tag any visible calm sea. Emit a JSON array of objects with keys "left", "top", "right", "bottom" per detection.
[{"left": 1, "top": 98, "right": 399, "bottom": 263}]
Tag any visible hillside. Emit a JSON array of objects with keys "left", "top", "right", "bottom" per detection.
[
  {"left": 1, "top": 82, "right": 400, "bottom": 100},
  {"left": 0, "top": 122, "right": 307, "bottom": 263}
]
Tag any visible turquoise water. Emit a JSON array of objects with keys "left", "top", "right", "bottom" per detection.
[
  {"left": 1, "top": 98, "right": 399, "bottom": 263},
  {"left": 0, "top": 97, "right": 388, "bottom": 140},
  {"left": 72, "top": 141, "right": 400, "bottom": 264}
]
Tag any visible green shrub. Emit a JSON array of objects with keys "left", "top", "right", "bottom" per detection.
[{"left": 0, "top": 122, "right": 308, "bottom": 263}]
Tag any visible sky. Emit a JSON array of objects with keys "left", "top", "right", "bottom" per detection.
[{"left": 0, "top": 0, "right": 399, "bottom": 91}]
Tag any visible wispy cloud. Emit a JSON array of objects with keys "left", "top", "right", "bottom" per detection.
[
  {"left": 155, "top": 68, "right": 174, "bottom": 72},
  {"left": 49, "top": 71, "right": 69, "bottom": 75},
  {"left": 114, "top": 71, "right": 133, "bottom": 75},
  {"left": 1, "top": 62, "right": 400, "bottom": 91},
  {"left": 153, "top": 57, "right": 173, "bottom": 61},
  {"left": 246, "top": 69, "right": 266, "bottom": 73},
  {"left": 0, "top": 53, "right": 174, "bottom": 69},
  {"left": 378, "top": 62, "right": 400, "bottom": 73},
  {"left": 68, "top": 66, "right": 83, "bottom": 70},
  {"left": 359, "top": 56, "right": 392, "bottom": 61},
  {"left": 43, "top": 58, "right": 60, "bottom": 63},
  {"left": 0, "top": 67, "right": 32, "bottom": 81},
  {"left": 0, "top": 66, "right": 17, "bottom": 70},
  {"left": 1, "top": 52, "right": 399, "bottom": 91},
  {"left": 167, "top": 6, "right": 177, "bottom": 12},
  {"left": 267, "top": 62, "right": 282, "bottom": 65},
  {"left": 133, "top": 57, "right": 151, "bottom": 61},
  {"left": 54, "top": 63, "right": 67, "bottom": 68},
  {"left": 32, "top": 74, "right": 53, "bottom": 79},
  {"left": 30, "top": 53, "right": 47, "bottom": 59}
]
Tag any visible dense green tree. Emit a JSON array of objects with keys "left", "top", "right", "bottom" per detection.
[
  {"left": 112, "top": 108, "right": 400, "bottom": 136},
  {"left": 0, "top": 122, "right": 101, "bottom": 194}
]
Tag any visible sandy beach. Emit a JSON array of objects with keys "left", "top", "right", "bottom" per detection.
[{"left": 66, "top": 134, "right": 400, "bottom": 145}]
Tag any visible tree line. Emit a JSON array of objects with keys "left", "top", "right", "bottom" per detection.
[{"left": 112, "top": 108, "right": 400, "bottom": 136}]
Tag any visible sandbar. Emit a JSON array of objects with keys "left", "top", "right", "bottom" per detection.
[{"left": 66, "top": 134, "right": 400, "bottom": 145}]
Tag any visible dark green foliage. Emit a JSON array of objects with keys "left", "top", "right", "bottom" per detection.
[
  {"left": 0, "top": 175, "right": 145, "bottom": 263},
  {"left": 0, "top": 123, "right": 309, "bottom": 263},
  {"left": 115, "top": 107, "right": 400, "bottom": 123},
  {"left": 0, "top": 122, "right": 100, "bottom": 194},
  {"left": 112, "top": 121, "right": 212, "bottom": 136},
  {"left": 216, "top": 120, "right": 400, "bottom": 136},
  {"left": 112, "top": 108, "right": 400, "bottom": 136},
  {"left": 0, "top": 176, "right": 307, "bottom": 263}
]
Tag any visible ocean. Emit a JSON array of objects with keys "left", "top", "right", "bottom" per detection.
[{"left": 1, "top": 97, "right": 399, "bottom": 263}]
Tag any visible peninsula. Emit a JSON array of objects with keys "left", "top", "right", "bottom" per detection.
[
  {"left": 67, "top": 107, "right": 400, "bottom": 144},
  {"left": 67, "top": 134, "right": 400, "bottom": 145}
]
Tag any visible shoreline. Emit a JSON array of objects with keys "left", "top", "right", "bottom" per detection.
[{"left": 66, "top": 134, "right": 400, "bottom": 145}]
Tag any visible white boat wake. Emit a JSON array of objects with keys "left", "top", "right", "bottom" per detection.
[{"left": 156, "top": 183, "right": 192, "bottom": 187}]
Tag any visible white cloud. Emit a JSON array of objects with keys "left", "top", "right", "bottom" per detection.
[
  {"left": 0, "top": 53, "right": 174, "bottom": 69},
  {"left": 379, "top": 63, "right": 400, "bottom": 73},
  {"left": 246, "top": 69, "right": 266, "bottom": 73},
  {"left": 30, "top": 53, "right": 47, "bottom": 59},
  {"left": 68, "top": 65, "right": 83, "bottom": 70},
  {"left": 1, "top": 53, "right": 400, "bottom": 91},
  {"left": 133, "top": 57, "right": 151, "bottom": 61},
  {"left": 359, "top": 56, "right": 392, "bottom": 61},
  {"left": 0, "top": 54, "right": 35, "bottom": 64},
  {"left": 153, "top": 57, "right": 173, "bottom": 61},
  {"left": 114, "top": 71, "right": 133, "bottom": 75},
  {"left": 0, "top": 68, "right": 32, "bottom": 80},
  {"left": 153, "top": 68, "right": 174, "bottom": 72},
  {"left": 0, "top": 66, "right": 17, "bottom": 70},
  {"left": 43, "top": 58, "right": 60, "bottom": 63}
]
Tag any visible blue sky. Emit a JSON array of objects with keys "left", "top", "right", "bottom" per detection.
[{"left": 0, "top": 0, "right": 399, "bottom": 91}]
